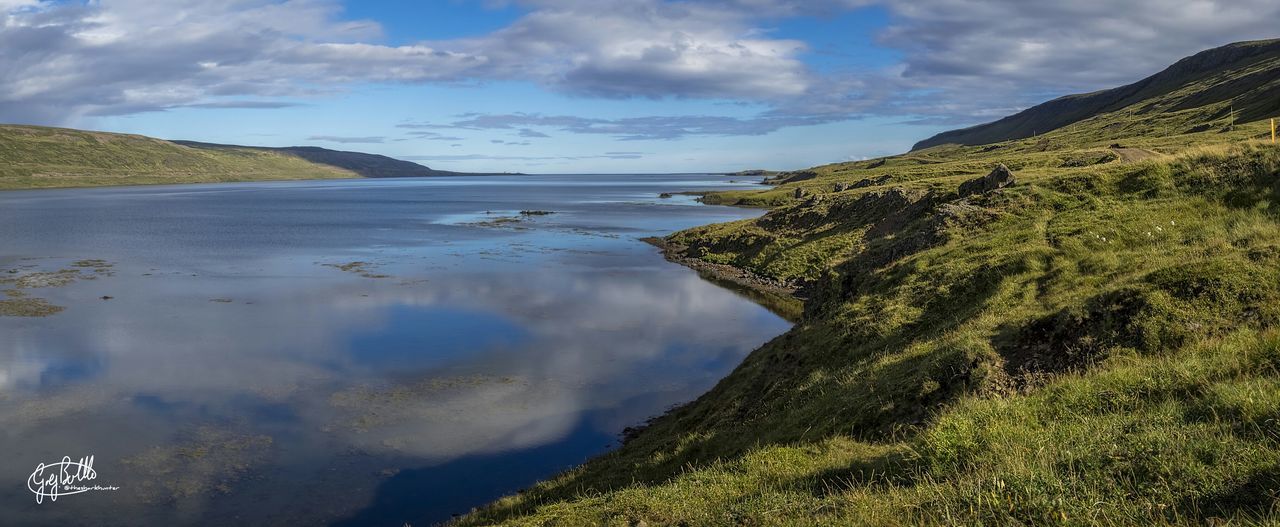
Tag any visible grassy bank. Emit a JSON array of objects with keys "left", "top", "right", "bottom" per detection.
[
  {"left": 0, "top": 124, "right": 477, "bottom": 190},
  {"left": 456, "top": 101, "right": 1280, "bottom": 525},
  {"left": 0, "top": 125, "right": 363, "bottom": 189}
]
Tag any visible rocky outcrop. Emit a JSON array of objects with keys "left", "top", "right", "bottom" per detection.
[
  {"left": 764, "top": 170, "right": 818, "bottom": 185},
  {"left": 958, "top": 164, "right": 1016, "bottom": 197},
  {"left": 835, "top": 175, "right": 893, "bottom": 192}
]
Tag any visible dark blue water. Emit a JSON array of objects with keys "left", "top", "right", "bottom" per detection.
[{"left": 0, "top": 175, "right": 790, "bottom": 526}]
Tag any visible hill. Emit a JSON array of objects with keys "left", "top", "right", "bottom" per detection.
[
  {"left": 458, "top": 42, "right": 1280, "bottom": 525},
  {"left": 170, "top": 141, "right": 471, "bottom": 178},
  {"left": 913, "top": 38, "right": 1280, "bottom": 150},
  {"left": 0, "top": 124, "right": 463, "bottom": 190}
]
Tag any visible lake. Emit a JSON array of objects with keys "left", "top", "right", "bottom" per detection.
[{"left": 0, "top": 175, "right": 791, "bottom": 526}]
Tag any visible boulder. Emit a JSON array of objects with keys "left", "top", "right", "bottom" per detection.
[
  {"left": 958, "top": 164, "right": 1016, "bottom": 197},
  {"left": 794, "top": 187, "right": 806, "bottom": 199},
  {"left": 765, "top": 170, "right": 819, "bottom": 185},
  {"left": 851, "top": 175, "right": 893, "bottom": 189}
]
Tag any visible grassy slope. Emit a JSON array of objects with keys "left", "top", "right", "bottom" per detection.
[
  {"left": 0, "top": 124, "right": 358, "bottom": 189},
  {"left": 457, "top": 63, "right": 1280, "bottom": 525},
  {"left": 913, "top": 38, "right": 1280, "bottom": 150}
]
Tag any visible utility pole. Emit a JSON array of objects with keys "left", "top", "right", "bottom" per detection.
[{"left": 1229, "top": 102, "right": 1235, "bottom": 132}]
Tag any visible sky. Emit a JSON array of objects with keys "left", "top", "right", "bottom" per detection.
[{"left": 1, "top": 1, "right": 1278, "bottom": 173}]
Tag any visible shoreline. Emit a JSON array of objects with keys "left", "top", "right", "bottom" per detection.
[
  {"left": 641, "top": 236, "right": 803, "bottom": 323},
  {"left": 611, "top": 232, "right": 801, "bottom": 445}
]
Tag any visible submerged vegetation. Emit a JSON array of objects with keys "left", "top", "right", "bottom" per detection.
[
  {"left": 459, "top": 40, "right": 1280, "bottom": 526},
  {"left": 0, "top": 259, "right": 114, "bottom": 317},
  {"left": 322, "top": 261, "right": 391, "bottom": 279}
]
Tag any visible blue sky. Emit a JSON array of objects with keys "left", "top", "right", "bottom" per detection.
[{"left": 3, "top": 1, "right": 1278, "bottom": 173}]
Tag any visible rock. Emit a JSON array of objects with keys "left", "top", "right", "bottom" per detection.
[
  {"left": 658, "top": 193, "right": 673, "bottom": 199},
  {"left": 832, "top": 175, "right": 895, "bottom": 193},
  {"left": 794, "top": 187, "right": 806, "bottom": 199},
  {"left": 958, "top": 164, "right": 1016, "bottom": 197},
  {"left": 851, "top": 175, "right": 893, "bottom": 190},
  {"left": 765, "top": 170, "right": 818, "bottom": 185}
]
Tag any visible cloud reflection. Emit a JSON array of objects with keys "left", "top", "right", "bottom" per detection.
[{"left": 0, "top": 253, "right": 788, "bottom": 522}]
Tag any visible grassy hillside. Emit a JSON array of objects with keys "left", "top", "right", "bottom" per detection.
[
  {"left": 914, "top": 38, "right": 1280, "bottom": 150},
  {"left": 171, "top": 141, "right": 472, "bottom": 178},
  {"left": 457, "top": 45, "right": 1280, "bottom": 526},
  {"left": 0, "top": 124, "right": 455, "bottom": 190}
]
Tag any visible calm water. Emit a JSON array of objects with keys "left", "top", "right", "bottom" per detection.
[{"left": 0, "top": 175, "right": 790, "bottom": 526}]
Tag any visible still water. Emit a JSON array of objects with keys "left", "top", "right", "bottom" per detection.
[{"left": 0, "top": 174, "right": 791, "bottom": 526}]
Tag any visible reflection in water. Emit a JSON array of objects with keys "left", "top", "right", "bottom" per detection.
[{"left": 0, "top": 175, "right": 790, "bottom": 526}]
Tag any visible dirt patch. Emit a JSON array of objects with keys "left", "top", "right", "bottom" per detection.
[
  {"left": 1111, "top": 147, "right": 1162, "bottom": 163},
  {"left": 995, "top": 287, "right": 1181, "bottom": 389}
]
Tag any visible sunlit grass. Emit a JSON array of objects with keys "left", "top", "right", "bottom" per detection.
[
  {"left": 0, "top": 124, "right": 356, "bottom": 189},
  {"left": 457, "top": 121, "right": 1280, "bottom": 524}
]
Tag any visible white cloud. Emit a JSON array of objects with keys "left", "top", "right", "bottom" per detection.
[
  {"left": 0, "top": 0, "right": 815, "bottom": 124},
  {"left": 0, "top": 0, "right": 1277, "bottom": 132},
  {"left": 0, "top": 0, "right": 40, "bottom": 11}
]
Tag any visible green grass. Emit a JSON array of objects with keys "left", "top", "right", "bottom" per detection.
[
  {"left": 456, "top": 100, "right": 1280, "bottom": 526},
  {"left": 0, "top": 124, "right": 357, "bottom": 189},
  {"left": 913, "top": 38, "right": 1280, "bottom": 149}
]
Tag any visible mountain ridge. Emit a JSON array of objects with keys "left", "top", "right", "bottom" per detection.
[
  {"left": 168, "top": 140, "right": 472, "bottom": 178},
  {"left": 913, "top": 38, "right": 1280, "bottom": 150},
  {"left": 0, "top": 124, "right": 489, "bottom": 189}
]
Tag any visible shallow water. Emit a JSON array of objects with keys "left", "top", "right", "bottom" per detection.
[{"left": 0, "top": 175, "right": 791, "bottom": 526}]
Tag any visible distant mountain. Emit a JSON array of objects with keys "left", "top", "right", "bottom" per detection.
[
  {"left": 171, "top": 141, "right": 470, "bottom": 178},
  {"left": 0, "top": 124, "right": 489, "bottom": 189},
  {"left": 913, "top": 38, "right": 1280, "bottom": 150}
]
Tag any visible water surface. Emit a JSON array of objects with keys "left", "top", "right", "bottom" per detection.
[{"left": 0, "top": 175, "right": 790, "bottom": 525}]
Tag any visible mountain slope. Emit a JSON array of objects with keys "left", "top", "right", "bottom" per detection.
[
  {"left": 0, "top": 124, "right": 462, "bottom": 190},
  {"left": 914, "top": 38, "right": 1280, "bottom": 150},
  {"left": 457, "top": 42, "right": 1280, "bottom": 527},
  {"left": 171, "top": 141, "right": 470, "bottom": 178}
]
